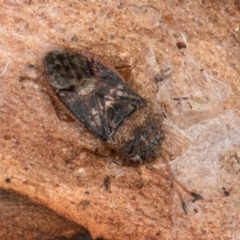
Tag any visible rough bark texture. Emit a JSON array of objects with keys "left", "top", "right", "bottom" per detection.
[{"left": 0, "top": 0, "right": 240, "bottom": 239}]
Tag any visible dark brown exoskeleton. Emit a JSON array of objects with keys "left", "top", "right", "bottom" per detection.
[
  {"left": 43, "top": 49, "right": 163, "bottom": 164},
  {"left": 33, "top": 48, "right": 202, "bottom": 214}
]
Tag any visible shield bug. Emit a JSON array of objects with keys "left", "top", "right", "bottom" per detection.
[
  {"left": 24, "top": 48, "right": 203, "bottom": 214},
  {"left": 43, "top": 49, "right": 162, "bottom": 164}
]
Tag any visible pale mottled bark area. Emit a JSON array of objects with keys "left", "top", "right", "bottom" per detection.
[{"left": 0, "top": 0, "right": 240, "bottom": 239}]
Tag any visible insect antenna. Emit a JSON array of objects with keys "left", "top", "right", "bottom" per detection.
[{"left": 145, "top": 148, "right": 203, "bottom": 214}]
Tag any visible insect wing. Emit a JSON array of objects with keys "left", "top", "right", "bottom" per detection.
[{"left": 44, "top": 50, "right": 145, "bottom": 140}]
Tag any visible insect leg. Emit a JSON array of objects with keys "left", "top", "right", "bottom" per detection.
[
  {"left": 47, "top": 91, "right": 75, "bottom": 122},
  {"left": 19, "top": 76, "right": 44, "bottom": 86},
  {"left": 115, "top": 65, "right": 132, "bottom": 82},
  {"left": 160, "top": 149, "right": 203, "bottom": 213}
]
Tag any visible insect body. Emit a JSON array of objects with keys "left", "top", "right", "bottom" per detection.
[
  {"left": 40, "top": 48, "right": 202, "bottom": 214},
  {"left": 43, "top": 49, "right": 163, "bottom": 164}
]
